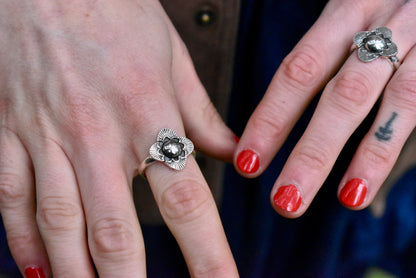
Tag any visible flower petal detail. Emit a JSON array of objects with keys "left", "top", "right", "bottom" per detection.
[
  {"left": 150, "top": 143, "right": 165, "bottom": 161},
  {"left": 179, "top": 137, "right": 194, "bottom": 156},
  {"left": 374, "top": 27, "right": 392, "bottom": 39},
  {"left": 358, "top": 48, "right": 378, "bottom": 62},
  {"left": 381, "top": 42, "right": 398, "bottom": 57},
  {"left": 157, "top": 128, "right": 177, "bottom": 142},
  {"left": 354, "top": 31, "right": 370, "bottom": 47},
  {"left": 167, "top": 159, "right": 187, "bottom": 170}
]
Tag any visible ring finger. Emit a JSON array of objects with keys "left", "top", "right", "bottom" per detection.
[
  {"left": 131, "top": 89, "right": 238, "bottom": 277},
  {"left": 338, "top": 44, "right": 416, "bottom": 209}
]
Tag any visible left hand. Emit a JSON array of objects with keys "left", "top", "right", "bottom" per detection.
[{"left": 234, "top": 0, "right": 416, "bottom": 217}]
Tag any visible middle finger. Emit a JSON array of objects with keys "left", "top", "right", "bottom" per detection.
[{"left": 131, "top": 94, "right": 238, "bottom": 277}]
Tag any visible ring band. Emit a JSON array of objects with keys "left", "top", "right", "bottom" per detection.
[
  {"left": 139, "top": 128, "right": 194, "bottom": 177},
  {"left": 353, "top": 27, "right": 400, "bottom": 70}
]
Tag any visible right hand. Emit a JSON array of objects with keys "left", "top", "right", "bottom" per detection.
[
  {"left": 0, "top": 0, "right": 238, "bottom": 277},
  {"left": 234, "top": 0, "right": 416, "bottom": 218}
]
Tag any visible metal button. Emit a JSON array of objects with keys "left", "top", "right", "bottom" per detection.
[{"left": 195, "top": 6, "right": 216, "bottom": 27}]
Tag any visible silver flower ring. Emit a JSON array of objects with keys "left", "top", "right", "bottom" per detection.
[
  {"left": 139, "top": 128, "right": 194, "bottom": 176},
  {"left": 353, "top": 27, "right": 400, "bottom": 70}
]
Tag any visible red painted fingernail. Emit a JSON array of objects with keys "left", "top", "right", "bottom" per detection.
[
  {"left": 340, "top": 178, "right": 367, "bottom": 207},
  {"left": 236, "top": 149, "right": 259, "bottom": 174},
  {"left": 25, "top": 267, "right": 45, "bottom": 278},
  {"left": 273, "top": 184, "right": 302, "bottom": 212},
  {"left": 234, "top": 135, "right": 240, "bottom": 143}
]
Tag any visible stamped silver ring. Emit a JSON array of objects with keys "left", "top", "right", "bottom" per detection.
[
  {"left": 139, "top": 128, "right": 194, "bottom": 176},
  {"left": 353, "top": 27, "right": 400, "bottom": 70}
]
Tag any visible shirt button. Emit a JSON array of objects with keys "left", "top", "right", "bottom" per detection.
[{"left": 195, "top": 6, "right": 216, "bottom": 27}]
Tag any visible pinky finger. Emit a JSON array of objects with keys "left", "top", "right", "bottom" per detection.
[
  {"left": 0, "top": 129, "right": 50, "bottom": 277},
  {"left": 338, "top": 46, "right": 416, "bottom": 209}
]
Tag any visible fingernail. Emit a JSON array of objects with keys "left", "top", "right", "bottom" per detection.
[
  {"left": 236, "top": 149, "right": 259, "bottom": 174},
  {"left": 25, "top": 267, "right": 45, "bottom": 278},
  {"left": 234, "top": 135, "right": 240, "bottom": 143},
  {"left": 340, "top": 178, "right": 367, "bottom": 207},
  {"left": 273, "top": 184, "right": 302, "bottom": 212}
]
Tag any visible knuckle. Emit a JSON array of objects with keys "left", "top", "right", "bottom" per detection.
[
  {"left": 0, "top": 173, "right": 25, "bottom": 207},
  {"left": 90, "top": 217, "right": 136, "bottom": 256},
  {"left": 328, "top": 71, "right": 372, "bottom": 114},
  {"left": 117, "top": 75, "right": 167, "bottom": 107},
  {"left": 362, "top": 143, "right": 393, "bottom": 166},
  {"left": 118, "top": 89, "right": 154, "bottom": 114},
  {"left": 388, "top": 73, "right": 416, "bottom": 111},
  {"left": 250, "top": 106, "right": 286, "bottom": 142},
  {"left": 37, "top": 196, "right": 82, "bottom": 232},
  {"left": 32, "top": 107, "right": 51, "bottom": 132},
  {"left": 7, "top": 231, "right": 36, "bottom": 251},
  {"left": 117, "top": 90, "right": 148, "bottom": 114},
  {"left": 116, "top": 81, "right": 171, "bottom": 127},
  {"left": 280, "top": 45, "right": 323, "bottom": 89},
  {"left": 160, "top": 178, "right": 211, "bottom": 223},
  {"left": 193, "top": 263, "right": 232, "bottom": 278},
  {"left": 291, "top": 144, "right": 330, "bottom": 172},
  {"left": 63, "top": 94, "right": 109, "bottom": 139}
]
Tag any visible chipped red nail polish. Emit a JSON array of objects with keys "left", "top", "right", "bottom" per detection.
[
  {"left": 236, "top": 149, "right": 259, "bottom": 174},
  {"left": 340, "top": 178, "right": 367, "bottom": 207},
  {"left": 25, "top": 267, "right": 45, "bottom": 278},
  {"left": 273, "top": 184, "right": 302, "bottom": 212},
  {"left": 234, "top": 135, "right": 240, "bottom": 143}
]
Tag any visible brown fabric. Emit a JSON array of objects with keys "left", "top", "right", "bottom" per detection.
[{"left": 134, "top": 0, "right": 241, "bottom": 225}]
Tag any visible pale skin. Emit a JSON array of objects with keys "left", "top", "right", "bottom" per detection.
[
  {"left": 235, "top": 0, "right": 416, "bottom": 217},
  {"left": 1, "top": 0, "right": 416, "bottom": 277},
  {"left": 0, "top": 0, "right": 238, "bottom": 277}
]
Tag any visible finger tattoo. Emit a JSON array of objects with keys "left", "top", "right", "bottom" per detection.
[{"left": 375, "top": 112, "right": 398, "bottom": 142}]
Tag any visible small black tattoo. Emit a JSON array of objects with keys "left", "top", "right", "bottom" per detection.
[{"left": 375, "top": 112, "right": 398, "bottom": 141}]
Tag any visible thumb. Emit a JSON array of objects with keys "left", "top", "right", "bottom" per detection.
[{"left": 171, "top": 37, "right": 237, "bottom": 162}]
